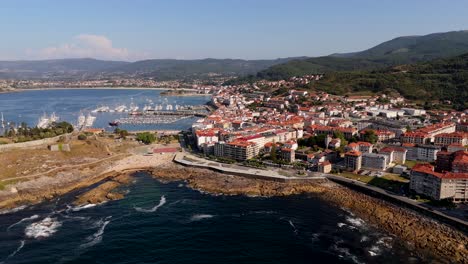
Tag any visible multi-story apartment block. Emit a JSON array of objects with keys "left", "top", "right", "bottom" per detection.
[
  {"left": 362, "top": 153, "right": 388, "bottom": 170},
  {"left": 379, "top": 147, "right": 407, "bottom": 164},
  {"left": 434, "top": 132, "right": 468, "bottom": 147},
  {"left": 410, "top": 164, "right": 468, "bottom": 202},
  {"left": 214, "top": 141, "right": 258, "bottom": 161},
  {"left": 403, "top": 144, "right": 441, "bottom": 162},
  {"left": 344, "top": 150, "right": 362, "bottom": 171}
]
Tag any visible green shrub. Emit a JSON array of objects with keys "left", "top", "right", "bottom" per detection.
[{"left": 78, "top": 134, "right": 87, "bottom": 140}]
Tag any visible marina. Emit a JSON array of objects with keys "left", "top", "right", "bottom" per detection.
[
  {"left": 115, "top": 115, "right": 191, "bottom": 125},
  {"left": 0, "top": 88, "right": 212, "bottom": 132}
]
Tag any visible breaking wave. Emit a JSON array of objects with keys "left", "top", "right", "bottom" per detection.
[
  {"left": 345, "top": 216, "right": 366, "bottom": 227},
  {"left": 80, "top": 217, "right": 111, "bottom": 249},
  {"left": 288, "top": 220, "right": 298, "bottom": 234},
  {"left": 190, "top": 214, "right": 214, "bottom": 222},
  {"left": 0, "top": 205, "right": 27, "bottom": 215},
  {"left": 25, "top": 217, "right": 62, "bottom": 239},
  {"left": 68, "top": 204, "right": 97, "bottom": 213},
  {"left": 134, "top": 196, "right": 166, "bottom": 213},
  {"left": 0, "top": 240, "right": 25, "bottom": 263},
  {"left": 332, "top": 240, "right": 364, "bottom": 264},
  {"left": 7, "top": 215, "right": 40, "bottom": 231}
]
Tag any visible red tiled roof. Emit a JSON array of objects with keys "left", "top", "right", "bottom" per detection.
[
  {"left": 412, "top": 163, "right": 468, "bottom": 179},
  {"left": 345, "top": 150, "right": 362, "bottom": 157}
]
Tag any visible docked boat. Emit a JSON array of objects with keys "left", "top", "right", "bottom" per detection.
[
  {"left": 37, "top": 112, "right": 59, "bottom": 129},
  {"left": 84, "top": 114, "right": 96, "bottom": 127},
  {"left": 77, "top": 113, "right": 86, "bottom": 128}
]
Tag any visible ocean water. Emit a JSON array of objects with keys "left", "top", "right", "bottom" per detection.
[
  {"left": 0, "top": 172, "right": 423, "bottom": 264},
  {"left": 0, "top": 89, "right": 211, "bottom": 131}
]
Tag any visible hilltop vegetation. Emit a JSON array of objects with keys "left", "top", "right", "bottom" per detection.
[
  {"left": 257, "top": 30, "right": 468, "bottom": 80},
  {"left": 310, "top": 53, "right": 468, "bottom": 110}
]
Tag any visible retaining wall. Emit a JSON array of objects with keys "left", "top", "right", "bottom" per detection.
[{"left": 0, "top": 133, "right": 72, "bottom": 152}]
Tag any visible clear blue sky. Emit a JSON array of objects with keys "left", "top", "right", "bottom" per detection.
[{"left": 1, "top": 0, "right": 467, "bottom": 61}]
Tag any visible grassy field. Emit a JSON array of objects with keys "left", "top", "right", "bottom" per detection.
[
  {"left": 336, "top": 172, "right": 409, "bottom": 193},
  {"left": 0, "top": 137, "right": 136, "bottom": 180}
]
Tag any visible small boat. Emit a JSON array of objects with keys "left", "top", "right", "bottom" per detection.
[{"left": 109, "top": 121, "right": 120, "bottom": 127}]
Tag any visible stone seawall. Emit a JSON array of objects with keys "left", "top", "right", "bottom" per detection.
[
  {"left": 0, "top": 133, "right": 72, "bottom": 152},
  {"left": 327, "top": 176, "right": 468, "bottom": 234}
]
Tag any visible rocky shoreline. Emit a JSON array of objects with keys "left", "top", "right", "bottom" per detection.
[
  {"left": 148, "top": 165, "right": 468, "bottom": 264},
  {"left": 1, "top": 161, "right": 467, "bottom": 263}
]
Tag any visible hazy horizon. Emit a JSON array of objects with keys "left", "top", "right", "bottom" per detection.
[{"left": 1, "top": 0, "right": 468, "bottom": 61}]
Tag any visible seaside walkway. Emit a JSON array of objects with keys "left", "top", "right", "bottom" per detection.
[
  {"left": 173, "top": 153, "right": 325, "bottom": 182},
  {"left": 173, "top": 153, "right": 467, "bottom": 232}
]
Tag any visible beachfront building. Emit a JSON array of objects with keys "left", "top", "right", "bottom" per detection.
[
  {"left": 280, "top": 148, "right": 295, "bottom": 163},
  {"left": 317, "top": 161, "right": 332, "bottom": 173},
  {"left": 344, "top": 150, "right": 362, "bottom": 172},
  {"left": 410, "top": 164, "right": 468, "bottom": 202},
  {"left": 214, "top": 141, "right": 258, "bottom": 161},
  {"left": 362, "top": 153, "right": 388, "bottom": 171}
]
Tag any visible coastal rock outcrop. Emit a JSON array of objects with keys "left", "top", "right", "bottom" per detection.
[
  {"left": 73, "top": 173, "right": 133, "bottom": 205},
  {"left": 149, "top": 165, "right": 468, "bottom": 264}
]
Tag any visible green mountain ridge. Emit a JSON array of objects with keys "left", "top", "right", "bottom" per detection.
[
  {"left": 257, "top": 30, "right": 468, "bottom": 80},
  {"left": 310, "top": 53, "right": 468, "bottom": 110}
]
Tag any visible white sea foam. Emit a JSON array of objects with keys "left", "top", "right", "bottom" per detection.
[
  {"left": 70, "top": 204, "right": 97, "bottom": 212},
  {"left": 288, "top": 220, "right": 298, "bottom": 234},
  {"left": 190, "top": 214, "right": 214, "bottom": 221},
  {"left": 80, "top": 217, "right": 111, "bottom": 249},
  {"left": 134, "top": 196, "right": 166, "bottom": 213},
  {"left": 7, "top": 215, "right": 40, "bottom": 231},
  {"left": 0, "top": 205, "right": 27, "bottom": 215},
  {"left": 1, "top": 240, "right": 26, "bottom": 263},
  {"left": 345, "top": 216, "right": 366, "bottom": 227},
  {"left": 360, "top": 235, "right": 369, "bottom": 242},
  {"left": 25, "top": 217, "right": 62, "bottom": 239},
  {"left": 332, "top": 242, "right": 364, "bottom": 264},
  {"left": 337, "top": 223, "right": 347, "bottom": 228}
]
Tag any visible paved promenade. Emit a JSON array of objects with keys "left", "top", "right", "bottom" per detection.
[{"left": 173, "top": 153, "right": 325, "bottom": 182}]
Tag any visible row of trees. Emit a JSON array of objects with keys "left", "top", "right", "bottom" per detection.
[
  {"left": 3, "top": 121, "right": 73, "bottom": 143},
  {"left": 298, "top": 130, "right": 379, "bottom": 150}
]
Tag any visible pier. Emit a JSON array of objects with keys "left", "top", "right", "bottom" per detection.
[{"left": 133, "top": 110, "right": 208, "bottom": 117}]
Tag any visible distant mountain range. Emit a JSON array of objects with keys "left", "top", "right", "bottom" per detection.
[
  {"left": 1, "top": 30, "right": 468, "bottom": 81},
  {"left": 256, "top": 30, "right": 468, "bottom": 80},
  {"left": 0, "top": 58, "right": 302, "bottom": 80}
]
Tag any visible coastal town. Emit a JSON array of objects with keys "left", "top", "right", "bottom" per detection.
[
  {"left": 186, "top": 77, "right": 468, "bottom": 204},
  {"left": 2, "top": 1, "right": 468, "bottom": 263}
]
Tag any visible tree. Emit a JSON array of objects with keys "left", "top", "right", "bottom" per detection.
[
  {"left": 362, "top": 130, "right": 378, "bottom": 144},
  {"left": 333, "top": 131, "right": 348, "bottom": 146},
  {"left": 136, "top": 132, "right": 156, "bottom": 144},
  {"left": 270, "top": 144, "right": 277, "bottom": 162}
]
